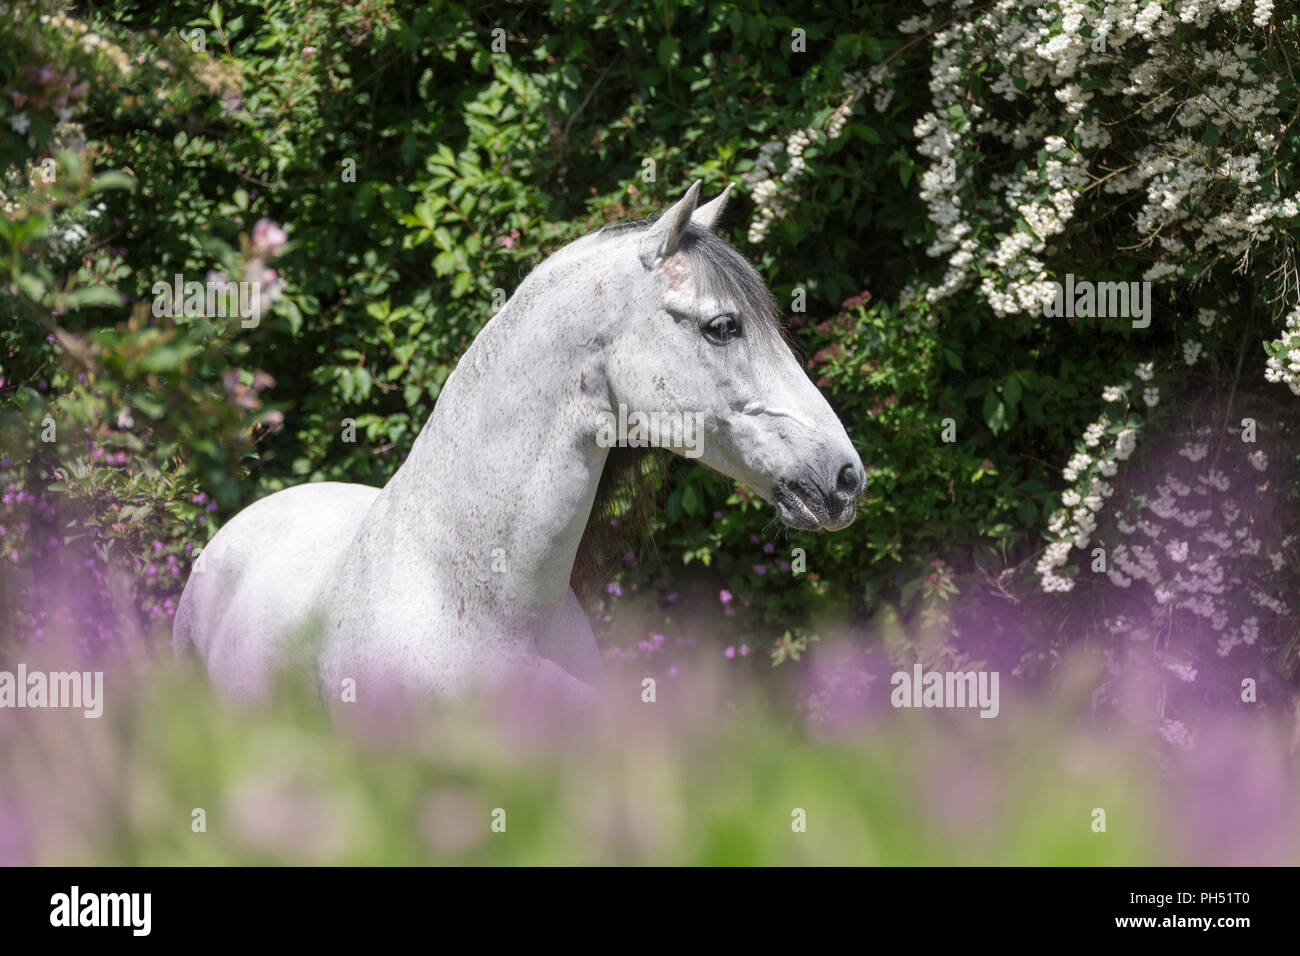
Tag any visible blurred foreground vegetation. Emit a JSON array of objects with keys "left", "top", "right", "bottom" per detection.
[{"left": 1, "top": 636, "right": 1294, "bottom": 866}]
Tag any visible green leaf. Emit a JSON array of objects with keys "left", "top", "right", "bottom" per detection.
[
  {"left": 1018, "top": 499, "right": 1038, "bottom": 526},
  {"left": 983, "top": 392, "right": 1007, "bottom": 434},
  {"left": 1022, "top": 394, "right": 1046, "bottom": 427},
  {"left": 62, "top": 285, "right": 122, "bottom": 309},
  {"left": 1003, "top": 375, "right": 1021, "bottom": 408},
  {"left": 90, "top": 171, "right": 136, "bottom": 193},
  {"left": 139, "top": 344, "right": 195, "bottom": 373},
  {"left": 657, "top": 36, "right": 681, "bottom": 71}
]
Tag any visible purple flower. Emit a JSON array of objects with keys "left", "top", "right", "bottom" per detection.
[
  {"left": 719, "top": 589, "right": 732, "bottom": 605},
  {"left": 753, "top": 564, "right": 766, "bottom": 575},
  {"left": 605, "top": 582, "right": 623, "bottom": 597},
  {"left": 724, "top": 646, "right": 735, "bottom": 659}
]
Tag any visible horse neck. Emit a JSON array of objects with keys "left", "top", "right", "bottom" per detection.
[{"left": 373, "top": 280, "right": 613, "bottom": 622}]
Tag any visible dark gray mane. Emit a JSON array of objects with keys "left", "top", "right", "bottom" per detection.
[{"left": 599, "top": 216, "right": 785, "bottom": 341}]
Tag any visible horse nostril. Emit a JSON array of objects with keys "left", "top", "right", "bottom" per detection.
[{"left": 836, "top": 462, "right": 862, "bottom": 497}]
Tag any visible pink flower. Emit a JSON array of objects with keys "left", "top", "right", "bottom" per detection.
[
  {"left": 251, "top": 218, "right": 288, "bottom": 255},
  {"left": 724, "top": 646, "right": 735, "bottom": 658}
]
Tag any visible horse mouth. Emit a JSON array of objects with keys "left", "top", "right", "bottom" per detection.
[
  {"left": 773, "top": 483, "right": 828, "bottom": 531},
  {"left": 772, "top": 479, "right": 858, "bottom": 532}
]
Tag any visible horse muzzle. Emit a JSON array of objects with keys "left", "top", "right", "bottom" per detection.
[{"left": 772, "top": 459, "right": 864, "bottom": 532}]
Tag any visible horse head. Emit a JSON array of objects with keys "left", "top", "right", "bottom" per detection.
[{"left": 587, "top": 181, "right": 865, "bottom": 531}]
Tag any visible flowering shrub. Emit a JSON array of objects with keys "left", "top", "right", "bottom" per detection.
[{"left": 627, "top": 0, "right": 1300, "bottom": 719}]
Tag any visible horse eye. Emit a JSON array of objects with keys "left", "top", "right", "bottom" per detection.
[{"left": 703, "top": 314, "right": 741, "bottom": 344}]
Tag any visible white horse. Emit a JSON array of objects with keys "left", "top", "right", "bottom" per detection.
[{"left": 174, "top": 182, "right": 865, "bottom": 704}]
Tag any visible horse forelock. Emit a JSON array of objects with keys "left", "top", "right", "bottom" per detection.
[{"left": 595, "top": 217, "right": 785, "bottom": 343}]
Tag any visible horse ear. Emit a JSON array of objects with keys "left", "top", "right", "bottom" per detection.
[
  {"left": 690, "top": 183, "right": 733, "bottom": 231},
  {"left": 639, "top": 180, "right": 702, "bottom": 268}
]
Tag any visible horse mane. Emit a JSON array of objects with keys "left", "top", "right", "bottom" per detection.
[
  {"left": 598, "top": 216, "right": 786, "bottom": 343},
  {"left": 570, "top": 444, "right": 671, "bottom": 602}
]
